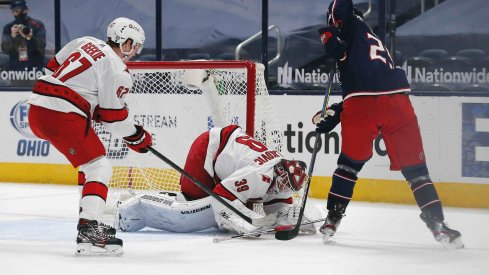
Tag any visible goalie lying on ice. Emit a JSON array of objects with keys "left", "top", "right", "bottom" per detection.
[{"left": 116, "top": 125, "right": 318, "bottom": 235}]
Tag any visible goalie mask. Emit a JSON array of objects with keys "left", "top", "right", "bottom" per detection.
[
  {"left": 269, "top": 159, "right": 308, "bottom": 193},
  {"left": 107, "top": 17, "right": 145, "bottom": 55}
]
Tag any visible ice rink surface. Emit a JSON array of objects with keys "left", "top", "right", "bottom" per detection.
[{"left": 0, "top": 183, "right": 488, "bottom": 275}]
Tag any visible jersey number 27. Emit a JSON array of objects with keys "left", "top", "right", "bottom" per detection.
[{"left": 367, "top": 33, "right": 394, "bottom": 69}]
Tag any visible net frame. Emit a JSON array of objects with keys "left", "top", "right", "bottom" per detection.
[
  {"left": 127, "top": 60, "right": 258, "bottom": 137},
  {"left": 96, "top": 60, "right": 285, "bottom": 213}
]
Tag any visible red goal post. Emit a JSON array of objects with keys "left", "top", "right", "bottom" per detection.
[
  {"left": 93, "top": 60, "right": 284, "bottom": 212},
  {"left": 127, "top": 60, "right": 259, "bottom": 137}
]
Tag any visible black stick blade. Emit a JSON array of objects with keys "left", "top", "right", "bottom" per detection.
[{"left": 274, "top": 228, "right": 299, "bottom": 241}]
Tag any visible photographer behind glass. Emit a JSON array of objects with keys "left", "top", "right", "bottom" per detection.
[{"left": 1, "top": 0, "right": 46, "bottom": 71}]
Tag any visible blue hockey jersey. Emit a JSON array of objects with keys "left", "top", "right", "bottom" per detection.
[
  {"left": 327, "top": 0, "right": 410, "bottom": 100},
  {"left": 338, "top": 18, "right": 411, "bottom": 100}
]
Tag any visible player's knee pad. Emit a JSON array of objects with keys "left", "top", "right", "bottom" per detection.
[
  {"left": 337, "top": 153, "right": 366, "bottom": 173},
  {"left": 401, "top": 163, "right": 430, "bottom": 183},
  {"left": 401, "top": 163, "right": 443, "bottom": 218},
  {"left": 79, "top": 156, "right": 112, "bottom": 184},
  {"left": 328, "top": 154, "right": 366, "bottom": 210}
]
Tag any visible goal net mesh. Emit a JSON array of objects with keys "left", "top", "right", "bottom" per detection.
[{"left": 92, "top": 61, "right": 284, "bottom": 213}]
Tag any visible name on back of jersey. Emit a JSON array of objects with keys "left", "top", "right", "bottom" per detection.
[
  {"left": 253, "top": 150, "right": 281, "bottom": 165},
  {"left": 81, "top": 42, "right": 106, "bottom": 62}
]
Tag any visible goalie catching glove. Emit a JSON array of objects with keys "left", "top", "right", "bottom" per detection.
[
  {"left": 274, "top": 206, "right": 317, "bottom": 234},
  {"left": 312, "top": 102, "right": 343, "bottom": 133},
  {"left": 123, "top": 125, "right": 152, "bottom": 153},
  {"left": 212, "top": 198, "right": 317, "bottom": 235}
]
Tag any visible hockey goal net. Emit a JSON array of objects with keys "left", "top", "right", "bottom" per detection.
[{"left": 92, "top": 60, "right": 284, "bottom": 213}]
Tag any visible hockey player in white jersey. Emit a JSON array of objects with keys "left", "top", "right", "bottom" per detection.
[
  {"left": 117, "top": 125, "right": 318, "bottom": 235},
  {"left": 28, "top": 17, "right": 152, "bottom": 256}
]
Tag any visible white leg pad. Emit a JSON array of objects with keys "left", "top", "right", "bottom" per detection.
[
  {"left": 117, "top": 196, "right": 146, "bottom": 232},
  {"left": 118, "top": 193, "right": 217, "bottom": 233}
]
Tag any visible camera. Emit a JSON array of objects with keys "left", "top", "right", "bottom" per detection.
[{"left": 17, "top": 24, "right": 31, "bottom": 36}]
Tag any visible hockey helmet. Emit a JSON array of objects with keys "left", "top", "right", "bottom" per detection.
[
  {"left": 107, "top": 17, "right": 145, "bottom": 54},
  {"left": 273, "top": 159, "right": 308, "bottom": 192},
  {"left": 326, "top": 0, "right": 354, "bottom": 37}
]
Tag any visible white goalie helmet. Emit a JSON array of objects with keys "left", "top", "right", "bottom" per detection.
[{"left": 107, "top": 17, "right": 145, "bottom": 54}]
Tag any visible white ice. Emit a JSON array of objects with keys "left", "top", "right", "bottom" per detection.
[{"left": 0, "top": 183, "right": 488, "bottom": 275}]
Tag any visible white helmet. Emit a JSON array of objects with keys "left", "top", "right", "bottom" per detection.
[{"left": 107, "top": 17, "right": 145, "bottom": 54}]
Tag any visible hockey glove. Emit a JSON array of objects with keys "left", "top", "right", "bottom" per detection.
[
  {"left": 312, "top": 102, "right": 343, "bottom": 133},
  {"left": 318, "top": 27, "right": 347, "bottom": 61},
  {"left": 123, "top": 125, "right": 152, "bottom": 153},
  {"left": 274, "top": 206, "right": 317, "bottom": 234}
]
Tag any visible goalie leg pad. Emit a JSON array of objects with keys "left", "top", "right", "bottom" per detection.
[
  {"left": 117, "top": 196, "right": 146, "bottom": 232},
  {"left": 139, "top": 194, "right": 217, "bottom": 233},
  {"left": 118, "top": 193, "right": 217, "bottom": 232}
]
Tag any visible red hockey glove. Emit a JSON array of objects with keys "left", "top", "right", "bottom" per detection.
[
  {"left": 312, "top": 102, "right": 343, "bottom": 133},
  {"left": 318, "top": 27, "right": 347, "bottom": 61},
  {"left": 123, "top": 125, "right": 152, "bottom": 153}
]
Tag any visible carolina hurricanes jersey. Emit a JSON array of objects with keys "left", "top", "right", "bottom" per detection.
[
  {"left": 28, "top": 36, "right": 136, "bottom": 137},
  {"left": 204, "top": 125, "right": 293, "bottom": 204}
]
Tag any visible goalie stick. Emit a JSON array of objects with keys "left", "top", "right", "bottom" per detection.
[
  {"left": 213, "top": 217, "right": 326, "bottom": 243},
  {"left": 147, "top": 146, "right": 275, "bottom": 227},
  {"left": 275, "top": 65, "right": 336, "bottom": 241}
]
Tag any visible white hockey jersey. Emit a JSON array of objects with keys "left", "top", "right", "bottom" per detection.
[
  {"left": 205, "top": 125, "right": 293, "bottom": 205},
  {"left": 28, "top": 36, "right": 136, "bottom": 137}
]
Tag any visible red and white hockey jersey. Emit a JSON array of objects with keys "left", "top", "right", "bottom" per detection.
[
  {"left": 205, "top": 125, "right": 293, "bottom": 205},
  {"left": 28, "top": 36, "right": 136, "bottom": 137}
]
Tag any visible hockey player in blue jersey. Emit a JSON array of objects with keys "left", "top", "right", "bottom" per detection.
[{"left": 312, "top": 0, "right": 463, "bottom": 248}]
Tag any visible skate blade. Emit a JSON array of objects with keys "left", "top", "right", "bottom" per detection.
[
  {"left": 439, "top": 236, "right": 464, "bottom": 249},
  {"left": 299, "top": 226, "right": 317, "bottom": 235},
  {"left": 76, "top": 243, "right": 124, "bottom": 257},
  {"left": 321, "top": 233, "right": 336, "bottom": 245}
]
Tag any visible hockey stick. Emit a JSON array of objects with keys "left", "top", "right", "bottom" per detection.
[
  {"left": 213, "top": 217, "right": 326, "bottom": 243},
  {"left": 147, "top": 146, "right": 275, "bottom": 227},
  {"left": 275, "top": 65, "right": 336, "bottom": 241}
]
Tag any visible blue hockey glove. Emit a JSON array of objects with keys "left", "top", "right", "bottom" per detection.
[
  {"left": 312, "top": 102, "right": 343, "bottom": 133},
  {"left": 318, "top": 27, "right": 347, "bottom": 61}
]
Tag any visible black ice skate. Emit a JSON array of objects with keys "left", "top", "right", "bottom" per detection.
[
  {"left": 98, "top": 221, "right": 117, "bottom": 236},
  {"left": 420, "top": 212, "right": 464, "bottom": 249},
  {"left": 76, "top": 218, "right": 123, "bottom": 256},
  {"left": 319, "top": 203, "right": 346, "bottom": 243}
]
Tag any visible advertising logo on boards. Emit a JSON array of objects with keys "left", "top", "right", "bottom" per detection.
[
  {"left": 462, "top": 103, "right": 489, "bottom": 178},
  {"left": 10, "top": 99, "right": 36, "bottom": 138},
  {"left": 9, "top": 99, "right": 50, "bottom": 157}
]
